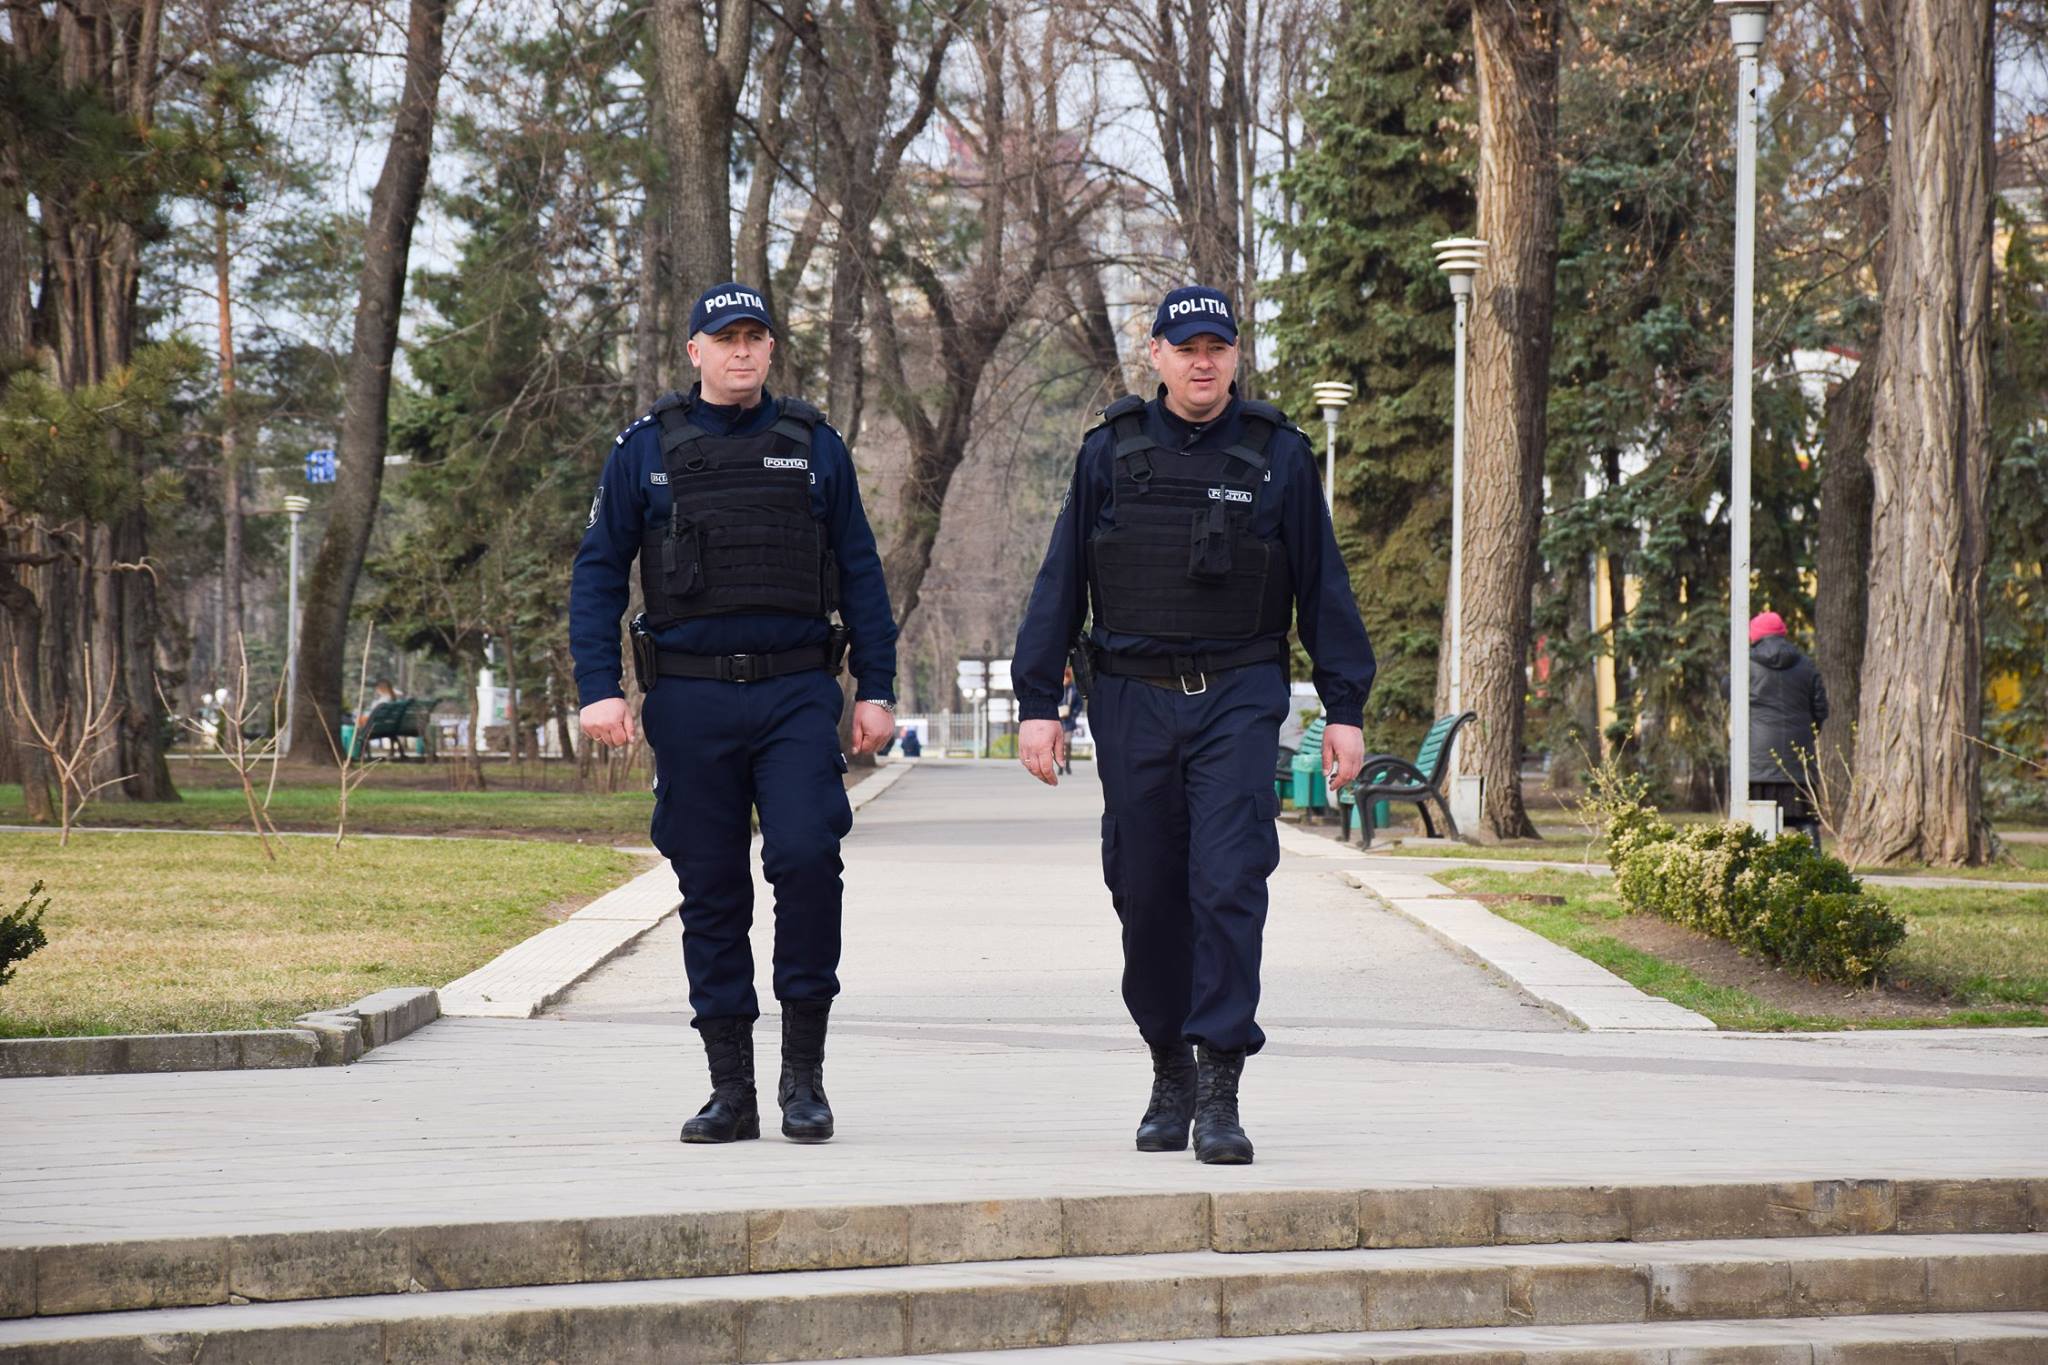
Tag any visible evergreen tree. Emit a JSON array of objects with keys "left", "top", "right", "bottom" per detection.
[{"left": 1267, "top": 0, "right": 1473, "bottom": 753}]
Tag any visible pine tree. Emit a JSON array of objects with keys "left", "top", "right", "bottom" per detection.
[{"left": 1267, "top": 0, "right": 1474, "bottom": 753}]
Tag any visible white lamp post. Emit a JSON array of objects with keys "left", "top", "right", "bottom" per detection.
[
  {"left": 282, "top": 493, "right": 309, "bottom": 755},
  {"left": 1716, "top": 0, "right": 1778, "bottom": 835},
  {"left": 1311, "top": 381, "right": 1355, "bottom": 512},
  {"left": 1434, "top": 237, "right": 1486, "bottom": 836}
]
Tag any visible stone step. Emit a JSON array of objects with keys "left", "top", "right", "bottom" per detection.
[
  {"left": 799, "top": 1311, "right": 2048, "bottom": 1363},
  {"left": 2, "top": 1233, "right": 2043, "bottom": 1363},
  {"left": 10, "top": 1175, "right": 2042, "bottom": 1321}
]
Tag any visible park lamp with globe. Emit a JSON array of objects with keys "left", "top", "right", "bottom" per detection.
[
  {"left": 1433, "top": 236, "right": 1486, "bottom": 834},
  {"left": 1310, "top": 381, "right": 1354, "bottom": 512},
  {"left": 1715, "top": 0, "right": 1778, "bottom": 834}
]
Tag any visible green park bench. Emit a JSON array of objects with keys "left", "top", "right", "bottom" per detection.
[
  {"left": 1338, "top": 710, "right": 1477, "bottom": 847},
  {"left": 1285, "top": 715, "right": 1328, "bottom": 819},
  {"left": 346, "top": 697, "right": 441, "bottom": 760}
]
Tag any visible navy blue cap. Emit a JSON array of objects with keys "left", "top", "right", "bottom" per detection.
[
  {"left": 1152, "top": 285, "right": 1237, "bottom": 344},
  {"left": 688, "top": 282, "right": 775, "bottom": 338}
]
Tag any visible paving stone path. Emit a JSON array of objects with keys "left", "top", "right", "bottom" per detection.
[{"left": 5, "top": 759, "right": 2046, "bottom": 1254}]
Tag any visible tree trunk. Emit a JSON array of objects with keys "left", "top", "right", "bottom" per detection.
[
  {"left": 0, "top": 555, "right": 57, "bottom": 824},
  {"left": 1813, "top": 362, "right": 1874, "bottom": 824},
  {"left": 289, "top": 0, "right": 449, "bottom": 762},
  {"left": 649, "top": 0, "right": 753, "bottom": 351},
  {"left": 1840, "top": 0, "right": 1996, "bottom": 867},
  {"left": 0, "top": 134, "right": 28, "bottom": 365},
  {"left": 1461, "top": 0, "right": 1561, "bottom": 840}
]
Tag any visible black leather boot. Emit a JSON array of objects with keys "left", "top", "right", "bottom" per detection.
[
  {"left": 680, "top": 1017, "right": 759, "bottom": 1144},
  {"left": 1192, "top": 1045, "right": 1254, "bottom": 1165},
  {"left": 1134, "top": 1042, "right": 1197, "bottom": 1151},
  {"left": 777, "top": 1000, "right": 835, "bottom": 1143}
]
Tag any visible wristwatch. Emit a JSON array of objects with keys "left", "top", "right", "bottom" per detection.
[{"left": 861, "top": 698, "right": 897, "bottom": 714}]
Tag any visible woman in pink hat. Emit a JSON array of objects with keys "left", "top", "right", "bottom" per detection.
[{"left": 1747, "top": 611, "right": 1829, "bottom": 847}]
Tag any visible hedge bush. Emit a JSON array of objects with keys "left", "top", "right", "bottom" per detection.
[{"left": 1586, "top": 766, "right": 1905, "bottom": 985}]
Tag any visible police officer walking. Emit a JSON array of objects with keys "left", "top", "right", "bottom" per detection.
[
  {"left": 572, "top": 282, "right": 899, "bottom": 1146},
  {"left": 1012, "top": 286, "right": 1374, "bottom": 1165}
]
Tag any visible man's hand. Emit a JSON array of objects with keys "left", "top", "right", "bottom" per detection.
[
  {"left": 850, "top": 701, "right": 894, "bottom": 755},
  {"left": 579, "top": 697, "right": 636, "bottom": 749},
  {"left": 1324, "top": 722, "right": 1365, "bottom": 790},
  {"left": 1018, "top": 718, "right": 1068, "bottom": 786}
]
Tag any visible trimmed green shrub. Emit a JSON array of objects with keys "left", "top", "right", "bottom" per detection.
[
  {"left": 2, "top": 880, "right": 49, "bottom": 990},
  {"left": 1589, "top": 766, "right": 1905, "bottom": 985}
]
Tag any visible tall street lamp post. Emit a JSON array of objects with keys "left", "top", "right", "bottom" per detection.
[
  {"left": 282, "top": 493, "right": 309, "bottom": 755},
  {"left": 1311, "top": 381, "right": 1355, "bottom": 513},
  {"left": 1433, "top": 236, "right": 1486, "bottom": 833},
  {"left": 1716, "top": 0, "right": 1777, "bottom": 834}
]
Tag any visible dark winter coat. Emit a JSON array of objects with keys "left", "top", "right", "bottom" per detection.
[{"left": 1749, "top": 635, "right": 1830, "bottom": 785}]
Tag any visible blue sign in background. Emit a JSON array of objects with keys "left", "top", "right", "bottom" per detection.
[{"left": 305, "top": 449, "right": 337, "bottom": 483}]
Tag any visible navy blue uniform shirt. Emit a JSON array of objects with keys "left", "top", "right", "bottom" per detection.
[
  {"left": 569, "top": 386, "right": 898, "bottom": 706},
  {"left": 1012, "top": 392, "right": 1375, "bottom": 727}
]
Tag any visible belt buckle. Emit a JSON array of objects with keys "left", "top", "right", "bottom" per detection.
[
  {"left": 1172, "top": 655, "right": 1207, "bottom": 696},
  {"left": 726, "top": 654, "right": 756, "bottom": 684}
]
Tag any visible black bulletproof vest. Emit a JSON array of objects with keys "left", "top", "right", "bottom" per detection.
[
  {"left": 1087, "top": 397, "right": 1294, "bottom": 642},
  {"left": 638, "top": 395, "right": 837, "bottom": 625}
]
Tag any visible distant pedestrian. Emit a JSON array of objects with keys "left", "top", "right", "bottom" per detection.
[
  {"left": 1057, "top": 667, "right": 1080, "bottom": 775},
  {"left": 1748, "top": 611, "right": 1829, "bottom": 848}
]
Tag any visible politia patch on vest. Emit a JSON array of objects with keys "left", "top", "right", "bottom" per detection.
[
  {"left": 1207, "top": 486, "right": 1254, "bottom": 505},
  {"left": 648, "top": 471, "right": 669, "bottom": 484},
  {"left": 763, "top": 456, "right": 809, "bottom": 470}
]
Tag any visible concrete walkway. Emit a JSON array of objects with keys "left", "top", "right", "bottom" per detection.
[{"left": 4, "top": 761, "right": 2046, "bottom": 1252}]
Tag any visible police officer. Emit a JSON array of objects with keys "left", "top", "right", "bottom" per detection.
[
  {"left": 1012, "top": 286, "right": 1374, "bottom": 1165},
  {"left": 572, "top": 282, "right": 899, "bottom": 1146}
]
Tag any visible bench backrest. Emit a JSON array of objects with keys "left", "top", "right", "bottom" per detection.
[
  {"left": 1301, "top": 715, "right": 1326, "bottom": 750},
  {"left": 1413, "top": 711, "right": 1472, "bottom": 784}
]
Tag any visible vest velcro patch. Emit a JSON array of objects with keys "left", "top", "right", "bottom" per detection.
[
  {"left": 763, "top": 456, "right": 809, "bottom": 470},
  {"left": 649, "top": 471, "right": 669, "bottom": 485},
  {"left": 1208, "top": 487, "right": 1253, "bottom": 505}
]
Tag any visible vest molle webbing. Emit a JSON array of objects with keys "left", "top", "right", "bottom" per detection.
[
  {"left": 639, "top": 396, "right": 838, "bottom": 624},
  {"left": 1087, "top": 396, "right": 1293, "bottom": 642}
]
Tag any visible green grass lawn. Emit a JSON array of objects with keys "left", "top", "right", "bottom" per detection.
[
  {"left": 0, "top": 832, "right": 640, "bottom": 1036},
  {"left": 1433, "top": 866, "right": 2048, "bottom": 1031},
  {"left": 0, "top": 783, "right": 655, "bottom": 842},
  {"left": 1362, "top": 829, "right": 2048, "bottom": 882}
]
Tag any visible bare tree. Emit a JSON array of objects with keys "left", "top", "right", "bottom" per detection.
[
  {"left": 649, "top": 0, "right": 754, "bottom": 327},
  {"left": 165, "top": 633, "right": 284, "bottom": 860},
  {"left": 795, "top": 0, "right": 971, "bottom": 447},
  {"left": 1841, "top": 0, "right": 1998, "bottom": 866},
  {"left": 4, "top": 643, "right": 130, "bottom": 846},
  {"left": 289, "top": 0, "right": 450, "bottom": 761},
  {"left": 865, "top": 0, "right": 1116, "bottom": 635},
  {"left": 1458, "top": 0, "right": 1563, "bottom": 840}
]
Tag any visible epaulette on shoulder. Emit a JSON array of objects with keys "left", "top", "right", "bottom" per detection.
[
  {"left": 613, "top": 391, "right": 686, "bottom": 446},
  {"left": 1085, "top": 393, "right": 1146, "bottom": 434},
  {"left": 1238, "top": 398, "right": 1292, "bottom": 429},
  {"left": 776, "top": 396, "right": 825, "bottom": 427}
]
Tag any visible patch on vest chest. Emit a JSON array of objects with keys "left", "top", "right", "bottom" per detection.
[
  {"left": 763, "top": 456, "right": 809, "bottom": 471},
  {"left": 1208, "top": 486, "right": 1254, "bottom": 505}
]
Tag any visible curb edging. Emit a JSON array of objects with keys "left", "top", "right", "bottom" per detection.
[{"left": 0, "top": 987, "right": 440, "bottom": 1080}]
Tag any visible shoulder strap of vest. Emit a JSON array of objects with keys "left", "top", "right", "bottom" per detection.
[
  {"left": 1101, "top": 395, "right": 1154, "bottom": 483},
  {"left": 770, "top": 396, "right": 824, "bottom": 449},
  {"left": 655, "top": 403, "right": 713, "bottom": 474},
  {"left": 1219, "top": 400, "right": 1285, "bottom": 476}
]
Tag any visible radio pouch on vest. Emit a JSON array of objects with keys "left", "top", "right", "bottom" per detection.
[{"left": 1189, "top": 502, "right": 1234, "bottom": 582}]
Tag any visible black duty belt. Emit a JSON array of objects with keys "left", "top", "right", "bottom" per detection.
[
  {"left": 1091, "top": 640, "right": 1285, "bottom": 696},
  {"left": 644, "top": 641, "right": 838, "bottom": 684}
]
